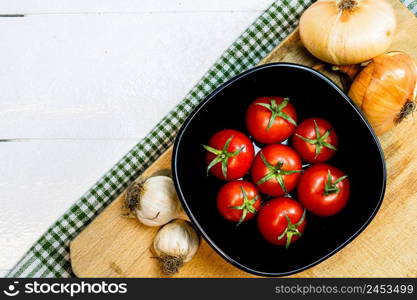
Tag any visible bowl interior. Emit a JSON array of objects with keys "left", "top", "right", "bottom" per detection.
[{"left": 172, "top": 63, "right": 386, "bottom": 276}]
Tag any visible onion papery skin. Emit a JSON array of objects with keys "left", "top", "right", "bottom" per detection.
[
  {"left": 299, "top": 0, "right": 396, "bottom": 65},
  {"left": 348, "top": 52, "right": 417, "bottom": 135}
]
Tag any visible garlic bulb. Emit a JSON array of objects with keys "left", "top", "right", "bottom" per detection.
[
  {"left": 299, "top": 0, "right": 396, "bottom": 65},
  {"left": 124, "top": 176, "right": 183, "bottom": 226},
  {"left": 153, "top": 219, "right": 200, "bottom": 274}
]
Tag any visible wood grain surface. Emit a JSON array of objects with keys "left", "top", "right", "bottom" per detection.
[{"left": 70, "top": 0, "right": 417, "bottom": 278}]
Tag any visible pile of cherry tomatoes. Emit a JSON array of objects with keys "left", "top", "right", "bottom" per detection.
[{"left": 202, "top": 96, "right": 350, "bottom": 248}]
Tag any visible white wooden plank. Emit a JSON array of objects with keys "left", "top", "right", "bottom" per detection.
[
  {"left": 0, "top": 11, "right": 262, "bottom": 139},
  {"left": 0, "top": 0, "right": 271, "bottom": 276},
  {"left": 0, "top": 140, "right": 137, "bottom": 271},
  {"left": 0, "top": 0, "right": 272, "bottom": 14}
]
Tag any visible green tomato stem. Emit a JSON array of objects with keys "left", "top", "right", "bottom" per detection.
[
  {"left": 256, "top": 151, "right": 302, "bottom": 195},
  {"left": 324, "top": 169, "right": 348, "bottom": 196},
  {"left": 277, "top": 209, "right": 306, "bottom": 249},
  {"left": 229, "top": 185, "right": 259, "bottom": 226},
  {"left": 255, "top": 98, "right": 297, "bottom": 130},
  {"left": 202, "top": 135, "right": 244, "bottom": 179},
  {"left": 295, "top": 119, "right": 337, "bottom": 159}
]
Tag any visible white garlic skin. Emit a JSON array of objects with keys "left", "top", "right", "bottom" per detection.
[
  {"left": 135, "top": 176, "right": 182, "bottom": 226},
  {"left": 153, "top": 219, "right": 200, "bottom": 263}
]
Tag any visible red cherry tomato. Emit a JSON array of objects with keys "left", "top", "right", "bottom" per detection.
[
  {"left": 292, "top": 118, "right": 338, "bottom": 163},
  {"left": 246, "top": 97, "right": 298, "bottom": 144},
  {"left": 257, "top": 197, "right": 306, "bottom": 248},
  {"left": 251, "top": 144, "right": 302, "bottom": 196},
  {"left": 297, "top": 164, "right": 350, "bottom": 216},
  {"left": 217, "top": 180, "right": 261, "bottom": 225},
  {"left": 202, "top": 129, "right": 254, "bottom": 180}
]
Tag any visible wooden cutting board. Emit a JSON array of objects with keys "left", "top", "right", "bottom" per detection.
[{"left": 70, "top": 0, "right": 417, "bottom": 278}]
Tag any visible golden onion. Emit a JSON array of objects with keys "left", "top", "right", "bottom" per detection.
[
  {"left": 299, "top": 0, "right": 396, "bottom": 65},
  {"left": 348, "top": 52, "right": 417, "bottom": 135}
]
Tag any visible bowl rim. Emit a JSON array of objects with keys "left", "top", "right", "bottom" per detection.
[{"left": 172, "top": 62, "right": 387, "bottom": 277}]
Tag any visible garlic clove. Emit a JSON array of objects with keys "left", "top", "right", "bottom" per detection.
[
  {"left": 153, "top": 219, "right": 200, "bottom": 274},
  {"left": 124, "top": 175, "right": 184, "bottom": 227}
]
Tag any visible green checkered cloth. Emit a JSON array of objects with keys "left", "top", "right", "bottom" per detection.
[{"left": 7, "top": 0, "right": 417, "bottom": 278}]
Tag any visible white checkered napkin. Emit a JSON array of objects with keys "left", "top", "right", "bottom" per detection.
[{"left": 7, "top": 0, "right": 417, "bottom": 278}]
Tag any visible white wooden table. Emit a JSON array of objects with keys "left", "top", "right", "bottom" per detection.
[{"left": 0, "top": 0, "right": 273, "bottom": 276}]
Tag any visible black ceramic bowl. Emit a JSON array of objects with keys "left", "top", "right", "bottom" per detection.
[{"left": 172, "top": 63, "right": 386, "bottom": 277}]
